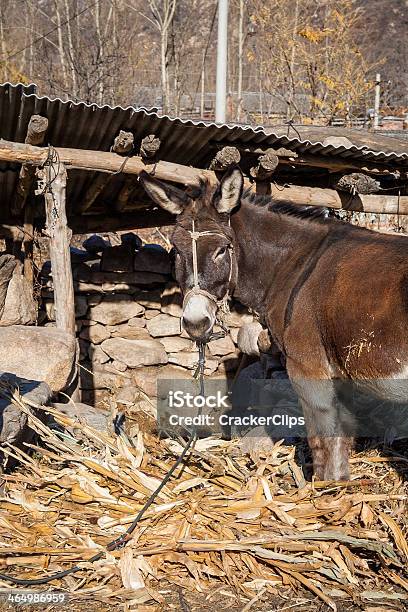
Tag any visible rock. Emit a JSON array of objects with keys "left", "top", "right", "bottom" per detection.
[
  {"left": 75, "top": 295, "right": 88, "bottom": 318},
  {"left": 133, "top": 244, "right": 171, "bottom": 275},
  {"left": 147, "top": 313, "right": 181, "bottom": 337},
  {"left": 79, "top": 362, "right": 131, "bottom": 390},
  {"left": 0, "top": 264, "right": 37, "bottom": 326},
  {"left": 91, "top": 271, "right": 168, "bottom": 286},
  {"left": 1, "top": 375, "right": 52, "bottom": 465},
  {"left": 133, "top": 290, "right": 161, "bottom": 309},
  {"left": 52, "top": 402, "right": 110, "bottom": 433},
  {"left": 159, "top": 336, "right": 193, "bottom": 353},
  {"left": 0, "top": 326, "right": 76, "bottom": 393},
  {"left": 89, "top": 295, "right": 144, "bottom": 326},
  {"left": 101, "top": 244, "right": 136, "bottom": 272},
  {"left": 79, "top": 319, "right": 97, "bottom": 326},
  {"left": 132, "top": 364, "right": 191, "bottom": 398},
  {"left": 116, "top": 386, "right": 140, "bottom": 405},
  {"left": 208, "top": 335, "right": 236, "bottom": 357},
  {"left": 145, "top": 309, "right": 160, "bottom": 320},
  {"left": 83, "top": 234, "right": 110, "bottom": 254},
  {"left": 87, "top": 294, "right": 103, "bottom": 306},
  {"left": 128, "top": 317, "right": 146, "bottom": 328},
  {"left": 217, "top": 352, "right": 241, "bottom": 373},
  {"left": 229, "top": 327, "right": 239, "bottom": 344},
  {"left": 111, "top": 360, "right": 127, "bottom": 373},
  {"left": 74, "top": 282, "right": 104, "bottom": 293},
  {"left": 72, "top": 262, "right": 92, "bottom": 282},
  {"left": 102, "top": 282, "right": 137, "bottom": 293},
  {"left": 168, "top": 351, "right": 218, "bottom": 374},
  {"left": 108, "top": 324, "right": 151, "bottom": 340},
  {"left": 121, "top": 232, "right": 142, "bottom": 250},
  {"left": 90, "top": 270, "right": 168, "bottom": 292},
  {"left": 101, "top": 338, "right": 168, "bottom": 368},
  {"left": 45, "top": 296, "right": 90, "bottom": 321},
  {"left": 161, "top": 283, "right": 183, "bottom": 317},
  {"left": 88, "top": 344, "right": 110, "bottom": 364},
  {"left": 79, "top": 323, "right": 110, "bottom": 344},
  {"left": 226, "top": 307, "right": 254, "bottom": 328}
]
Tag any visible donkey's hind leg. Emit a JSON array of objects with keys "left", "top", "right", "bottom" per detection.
[{"left": 290, "top": 377, "right": 355, "bottom": 481}]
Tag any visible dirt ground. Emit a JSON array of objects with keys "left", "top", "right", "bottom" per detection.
[{"left": 0, "top": 586, "right": 406, "bottom": 612}]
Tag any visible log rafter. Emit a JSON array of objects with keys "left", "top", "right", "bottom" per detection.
[{"left": 0, "top": 138, "right": 407, "bottom": 216}]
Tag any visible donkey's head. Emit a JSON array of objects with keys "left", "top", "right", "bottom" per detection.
[{"left": 140, "top": 167, "right": 243, "bottom": 342}]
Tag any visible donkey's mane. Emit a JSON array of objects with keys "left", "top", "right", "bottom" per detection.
[{"left": 243, "top": 188, "right": 332, "bottom": 223}]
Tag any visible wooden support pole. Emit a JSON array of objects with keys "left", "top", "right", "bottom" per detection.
[
  {"left": 12, "top": 115, "right": 48, "bottom": 216},
  {"left": 1, "top": 138, "right": 408, "bottom": 215},
  {"left": 39, "top": 162, "right": 75, "bottom": 336},
  {"left": 12, "top": 116, "right": 48, "bottom": 285}
]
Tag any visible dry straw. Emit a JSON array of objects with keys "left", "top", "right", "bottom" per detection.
[{"left": 0, "top": 383, "right": 407, "bottom": 610}]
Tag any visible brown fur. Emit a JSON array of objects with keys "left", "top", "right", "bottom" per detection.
[{"left": 141, "top": 169, "right": 408, "bottom": 480}]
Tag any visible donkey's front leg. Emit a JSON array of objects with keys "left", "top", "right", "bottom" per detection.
[{"left": 289, "top": 377, "right": 355, "bottom": 481}]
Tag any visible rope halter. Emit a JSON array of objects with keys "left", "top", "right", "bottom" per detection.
[{"left": 182, "top": 219, "right": 235, "bottom": 335}]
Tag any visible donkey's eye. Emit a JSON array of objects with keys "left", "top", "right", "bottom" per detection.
[{"left": 214, "top": 246, "right": 227, "bottom": 260}]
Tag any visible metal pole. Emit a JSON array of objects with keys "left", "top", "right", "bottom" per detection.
[
  {"left": 373, "top": 73, "right": 381, "bottom": 130},
  {"left": 215, "top": 0, "right": 228, "bottom": 123}
]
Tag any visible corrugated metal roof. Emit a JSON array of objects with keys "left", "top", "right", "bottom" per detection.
[{"left": 0, "top": 82, "right": 407, "bottom": 229}]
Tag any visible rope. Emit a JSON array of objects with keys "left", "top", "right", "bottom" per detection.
[{"left": 0, "top": 348, "right": 207, "bottom": 586}]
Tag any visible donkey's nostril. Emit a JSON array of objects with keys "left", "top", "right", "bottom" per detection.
[{"left": 182, "top": 313, "right": 211, "bottom": 328}]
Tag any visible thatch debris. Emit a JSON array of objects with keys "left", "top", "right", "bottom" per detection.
[{"left": 0, "top": 385, "right": 407, "bottom": 610}]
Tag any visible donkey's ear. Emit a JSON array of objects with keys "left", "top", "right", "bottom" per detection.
[
  {"left": 214, "top": 166, "right": 244, "bottom": 214},
  {"left": 140, "top": 171, "right": 189, "bottom": 215}
]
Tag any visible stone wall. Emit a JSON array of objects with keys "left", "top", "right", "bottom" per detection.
[{"left": 40, "top": 234, "right": 254, "bottom": 410}]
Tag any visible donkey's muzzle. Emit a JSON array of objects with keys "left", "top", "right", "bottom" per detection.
[{"left": 182, "top": 294, "right": 217, "bottom": 341}]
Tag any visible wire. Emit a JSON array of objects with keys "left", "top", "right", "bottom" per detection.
[{"left": 3, "top": 0, "right": 100, "bottom": 62}]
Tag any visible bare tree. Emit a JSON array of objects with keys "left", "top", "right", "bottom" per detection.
[{"left": 146, "top": 0, "right": 177, "bottom": 113}]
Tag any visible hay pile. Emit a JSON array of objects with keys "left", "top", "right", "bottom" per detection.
[{"left": 0, "top": 389, "right": 407, "bottom": 611}]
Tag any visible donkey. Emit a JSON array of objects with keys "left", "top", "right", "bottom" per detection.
[{"left": 140, "top": 167, "right": 408, "bottom": 481}]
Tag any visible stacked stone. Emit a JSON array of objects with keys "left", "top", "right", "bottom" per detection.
[{"left": 40, "top": 234, "right": 254, "bottom": 409}]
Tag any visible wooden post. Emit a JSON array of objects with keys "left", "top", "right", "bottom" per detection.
[
  {"left": 13, "top": 115, "right": 48, "bottom": 285},
  {"left": 13, "top": 115, "right": 48, "bottom": 216},
  {"left": 40, "top": 162, "right": 75, "bottom": 335}
]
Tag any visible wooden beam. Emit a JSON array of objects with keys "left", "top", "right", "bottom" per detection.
[
  {"left": 12, "top": 116, "right": 48, "bottom": 216},
  {"left": 213, "top": 142, "right": 405, "bottom": 175},
  {"left": 39, "top": 163, "right": 75, "bottom": 335},
  {"left": 1, "top": 138, "right": 408, "bottom": 214}
]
